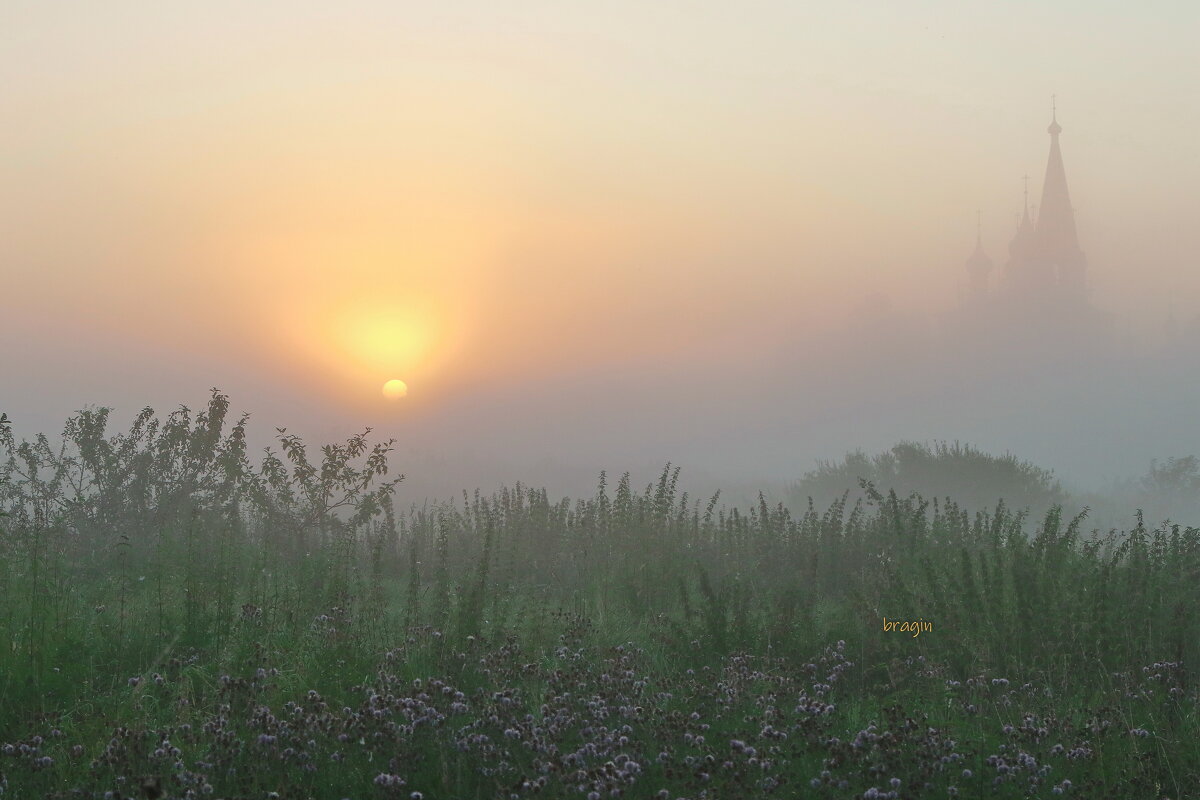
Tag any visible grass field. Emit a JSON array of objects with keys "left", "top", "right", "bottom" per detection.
[{"left": 2, "top": 395, "right": 1198, "bottom": 799}]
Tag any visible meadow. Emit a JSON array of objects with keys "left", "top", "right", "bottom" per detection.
[{"left": 1, "top": 392, "right": 1197, "bottom": 799}]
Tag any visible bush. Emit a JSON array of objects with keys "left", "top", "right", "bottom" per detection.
[{"left": 790, "top": 440, "right": 1065, "bottom": 516}]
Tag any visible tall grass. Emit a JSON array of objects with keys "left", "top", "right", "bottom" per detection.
[{"left": 1, "top": 397, "right": 1197, "bottom": 797}]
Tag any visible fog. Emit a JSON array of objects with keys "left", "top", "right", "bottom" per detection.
[
  {"left": 7, "top": 297, "right": 1200, "bottom": 526},
  {"left": 3, "top": 0, "right": 1199, "bottom": 522}
]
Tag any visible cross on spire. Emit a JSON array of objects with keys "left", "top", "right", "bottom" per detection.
[{"left": 1048, "top": 94, "right": 1062, "bottom": 135}]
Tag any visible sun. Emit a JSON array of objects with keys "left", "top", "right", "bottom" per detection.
[{"left": 382, "top": 379, "right": 408, "bottom": 400}]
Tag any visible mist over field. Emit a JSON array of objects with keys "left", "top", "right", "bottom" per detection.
[
  {"left": 7, "top": 309, "right": 1200, "bottom": 523},
  {"left": 3, "top": 2, "right": 1200, "bottom": 798},
  {"left": 4, "top": 2, "right": 1200, "bottom": 512}
]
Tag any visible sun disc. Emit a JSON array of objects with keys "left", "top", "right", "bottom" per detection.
[{"left": 382, "top": 379, "right": 408, "bottom": 400}]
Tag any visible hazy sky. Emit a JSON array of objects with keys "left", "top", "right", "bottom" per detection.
[{"left": 3, "top": 1, "right": 1199, "bottom": 498}]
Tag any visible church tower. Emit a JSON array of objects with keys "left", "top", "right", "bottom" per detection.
[
  {"left": 1001, "top": 176, "right": 1038, "bottom": 297},
  {"left": 996, "top": 102, "right": 1088, "bottom": 305},
  {"left": 1030, "top": 100, "right": 1088, "bottom": 302},
  {"left": 950, "top": 102, "right": 1112, "bottom": 364},
  {"left": 964, "top": 213, "right": 994, "bottom": 299}
]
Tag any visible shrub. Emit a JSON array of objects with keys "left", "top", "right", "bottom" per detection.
[{"left": 790, "top": 440, "right": 1065, "bottom": 515}]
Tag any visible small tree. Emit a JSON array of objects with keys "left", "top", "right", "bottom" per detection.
[
  {"left": 1142, "top": 456, "right": 1200, "bottom": 495},
  {"left": 1133, "top": 456, "right": 1200, "bottom": 525},
  {"left": 0, "top": 392, "right": 403, "bottom": 564}
]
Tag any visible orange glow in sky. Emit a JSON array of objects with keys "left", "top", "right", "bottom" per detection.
[{"left": 2, "top": 0, "right": 1198, "bottom": 471}]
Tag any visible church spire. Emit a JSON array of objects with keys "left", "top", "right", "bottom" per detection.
[
  {"left": 1035, "top": 96, "right": 1080, "bottom": 256},
  {"left": 1033, "top": 97, "right": 1087, "bottom": 298},
  {"left": 965, "top": 210, "right": 993, "bottom": 297},
  {"left": 1008, "top": 175, "right": 1035, "bottom": 262}
]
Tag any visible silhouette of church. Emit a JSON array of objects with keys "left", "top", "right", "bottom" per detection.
[{"left": 953, "top": 103, "right": 1112, "bottom": 362}]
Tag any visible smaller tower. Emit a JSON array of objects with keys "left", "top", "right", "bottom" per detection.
[
  {"left": 1011, "top": 176, "right": 1036, "bottom": 254},
  {"left": 1001, "top": 177, "right": 1037, "bottom": 297},
  {"left": 965, "top": 211, "right": 994, "bottom": 299}
]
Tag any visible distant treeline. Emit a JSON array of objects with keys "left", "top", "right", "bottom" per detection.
[{"left": 790, "top": 440, "right": 1200, "bottom": 529}]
